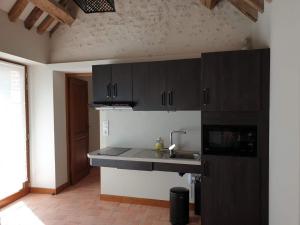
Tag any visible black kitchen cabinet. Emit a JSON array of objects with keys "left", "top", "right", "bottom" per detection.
[
  {"left": 92, "top": 64, "right": 132, "bottom": 103},
  {"left": 201, "top": 49, "right": 264, "bottom": 112},
  {"left": 133, "top": 59, "right": 201, "bottom": 111},
  {"left": 201, "top": 156, "right": 260, "bottom": 225},
  {"left": 92, "top": 65, "right": 111, "bottom": 103},
  {"left": 167, "top": 59, "right": 201, "bottom": 110},
  {"left": 111, "top": 64, "right": 132, "bottom": 102},
  {"left": 132, "top": 61, "right": 168, "bottom": 110}
]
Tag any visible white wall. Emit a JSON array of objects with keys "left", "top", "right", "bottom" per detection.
[
  {"left": 50, "top": 0, "right": 252, "bottom": 63},
  {"left": 100, "top": 111, "right": 201, "bottom": 202},
  {"left": 252, "top": 2, "right": 300, "bottom": 225},
  {"left": 28, "top": 65, "right": 56, "bottom": 189},
  {"left": 53, "top": 72, "right": 68, "bottom": 187},
  {"left": 0, "top": 10, "right": 49, "bottom": 63}
]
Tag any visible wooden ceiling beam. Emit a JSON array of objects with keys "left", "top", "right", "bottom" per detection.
[
  {"left": 243, "top": 0, "right": 264, "bottom": 13},
  {"left": 24, "top": 7, "right": 43, "bottom": 29},
  {"left": 37, "top": 15, "right": 55, "bottom": 34},
  {"left": 28, "top": 0, "right": 74, "bottom": 25},
  {"left": 36, "top": 0, "right": 70, "bottom": 35},
  {"left": 49, "top": 22, "right": 60, "bottom": 37},
  {"left": 200, "top": 0, "right": 221, "bottom": 9},
  {"left": 229, "top": 0, "right": 258, "bottom": 22},
  {"left": 8, "top": 0, "right": 29, "bottom": 22}
]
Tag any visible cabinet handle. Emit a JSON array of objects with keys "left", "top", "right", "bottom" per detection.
[
  {"left": 168, "top": 91, "right": 173, "bottom": 106},
  {"left": 203, "top": 88, "right": 209, "bottom": 106},
  {"left": 202, "top": 160, "right": 209, "bottom": 178},
  {"left": 161, "top": 92, "right": 166, "bottom": 106},
  {"left": 113, "top": 83, "right": 118, "bottom": 98},
  {"left": 106, "top": 83, "right": 112, "bottom": 99}
]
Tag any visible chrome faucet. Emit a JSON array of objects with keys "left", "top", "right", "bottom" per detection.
[{"left": 169, "top": 130, "right": 187, "bottom": 157}]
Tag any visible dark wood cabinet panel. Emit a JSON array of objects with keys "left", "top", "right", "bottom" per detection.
[
  {"left": 201, "top": 50, "right": 262, "bottom": 112},
  {"left": 167, "top": 59, "right": 201, "bottom": 110},
  {"left": 133, "top": 61, "right": 168, "bottom": 110},
  {"left": 153, "top": 162, "right": 201, "bottom": 174},
  {"left": 93, "top": 64, "right": 133, "bottom": 103},
  {"left": 133, "top": 59, "right": 201, "bottom": 111},
  {"left": 91, "top": 159, "right": 153, "bottom": 171},
  {"left": 201, "top": 156, "right": 260, "bottom": 225},
  {"left": 92, "top": 65, "right": 112, "bottom": 103},
  {"left": 111, "top": 64, "right": 132, "bottom": 102}
]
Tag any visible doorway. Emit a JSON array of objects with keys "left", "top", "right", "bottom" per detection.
[
  {"left": 66, "top": 74, "right": 100, "bottom": 185},
  {"left": 0, "top": 60, "right": 29, "bottom": 208}
]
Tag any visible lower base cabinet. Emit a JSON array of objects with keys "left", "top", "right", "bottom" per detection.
[{"left": 201, "top": 156, "right": 260, "bottom": 225}]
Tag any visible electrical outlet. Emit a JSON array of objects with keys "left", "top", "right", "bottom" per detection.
[{"left": 103, "top": 120, "right": 109, "bottom": 136}]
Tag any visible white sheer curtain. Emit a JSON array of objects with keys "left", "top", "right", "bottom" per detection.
[{"left": 0, "top": 60, "right": 27, "bottom": 200}]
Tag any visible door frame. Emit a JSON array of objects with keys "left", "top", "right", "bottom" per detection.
[
  {"left": 65, "top": 73, "right": 91, "bottom": 184},
  {"left": 0, "top": 58, "right": 30, "bottom": 208}
]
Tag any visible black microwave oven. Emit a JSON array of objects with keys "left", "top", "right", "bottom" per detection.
[{"left": 203, "top": 125, "right": 257, "bottom": 157}]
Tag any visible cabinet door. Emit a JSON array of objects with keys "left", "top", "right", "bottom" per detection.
[
  {"left": 201, "top": 156, "right": 260, "bottom": 225},
  {"left": 92, "top": 65, "right": 112, "bottom": 103},
  {"left": 111, "top": 64, "right": 132, "bottom": 102},
  {"left": 201, "top": 50, "right": 261, "bottom": 111},
  {"left": 167, "top": 59, "right": 201, "bottom": 110},
  {"left": 133, "top": 62, "right": 167, "bottom": 111}
]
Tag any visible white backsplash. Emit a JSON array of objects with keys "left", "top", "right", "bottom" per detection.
[{"left": 100, "top": 110, "right": 201, "bottom": 151}]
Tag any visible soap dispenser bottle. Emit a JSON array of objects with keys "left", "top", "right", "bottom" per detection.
[{"left": 155, "top": 137, "right": 164, "bottom": 151}]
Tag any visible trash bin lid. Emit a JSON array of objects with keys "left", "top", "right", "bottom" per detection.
[{"left": 170, "top": 187, "right": 189, "bottom": 194}]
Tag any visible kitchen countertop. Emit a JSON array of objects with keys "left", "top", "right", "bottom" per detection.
[{"left": 87, "top": 147, "right": 201, "bottom": 165}]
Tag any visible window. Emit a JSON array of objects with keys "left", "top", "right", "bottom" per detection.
[{"left": 0, "top": 60, "right": 29, "bottom": 205}]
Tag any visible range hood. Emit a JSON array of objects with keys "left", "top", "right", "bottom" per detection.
[{"left": 91, "top": 102, "right": 135, "bottom": 110}]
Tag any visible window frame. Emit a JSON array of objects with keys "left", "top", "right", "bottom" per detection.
[{"left": 0, "top": 58, "right": 30, "bottom": 208}]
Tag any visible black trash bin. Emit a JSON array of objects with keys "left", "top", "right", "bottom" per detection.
[{"left": 170, "top": 187, "right": 189, "bottom": 225}]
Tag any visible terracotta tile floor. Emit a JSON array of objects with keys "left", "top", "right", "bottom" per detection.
[{"left": 0, "top": 169, "right": 200, "bottom": 225}]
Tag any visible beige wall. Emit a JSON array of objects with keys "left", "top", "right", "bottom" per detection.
[
  {"left": 252, "top": 2, "right": 300, "bottom": 225},
  {"left": 28, "top": 65, "right": 56, "bottom": 189},
  {"left": 50, "top": 0, "right": 252, "bottom": 63},
  {"left": 53, "top": 72, "right": 68, "bottom": 187},
  {"left": 0, "top": 10, "right": 49, "bottom": 63}
]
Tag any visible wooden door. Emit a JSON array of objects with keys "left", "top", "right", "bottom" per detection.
[
  {"left": 111, "top": 64, "right": 132, "bottom": 102},
  {"left": 201, "top": 156, "right": 260, "bottom": 225},
  {"left": 133, "top": 61, "right": 168, "bottom": 111},
  {"left": 201, "top": 50, "right": 262, "bottom": 111},
  {"left": 92, "top": 65, "right": 112, "bottom": 103},
  {"left": 167, "top": 59, "right": 201, "bottom": 110},
  {"left": 67, "top": 77, "right": 90, "bottom": 184}
]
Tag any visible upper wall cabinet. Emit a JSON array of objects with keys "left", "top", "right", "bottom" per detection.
[
  {"left": 92, "top": 64, "right": 132, "bottom": 104},
  {"left": 201, "top": 49, "right": 268, "bottom": 112},
  {"left": 167, "top": 59, "right": 201, "bottom": 110},
  {"left": 92, "top": 65, "right": 111, "bottom": 103},
  {"left": 132, "top": 61, "right": 168, "bottom": 111},
  {"left": 133, "top": 59, "right": 201, "bottom": 111}
]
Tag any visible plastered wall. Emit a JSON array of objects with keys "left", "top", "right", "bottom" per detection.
[
  {"left": 0, "top": 10, "right": 49, "bottom": 63},
  {"left": 251, "top": 1, "right": 300, "bottom": 225}
]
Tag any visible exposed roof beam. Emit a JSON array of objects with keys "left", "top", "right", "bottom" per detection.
[
  {"left": 8, "top": 0, "right": 29, "bottom": 22},
  {"left": 37, "top": 15, "right": 55, "bottom": 34},
  {"left": 243, "top": 0, "right": 264, "bottom": 13},
  {"left": 229, "top": 0, "right": 258, "bottom": 22},
  {"left": 200, "top": 0, "right": 221, "bottom": 9},
  {"left": 24, "top": 7, "right": 43, "bottom": 29},
  {"left": 49, "top": 22, "right": 60, "bottom": 37},
  {"left": 36, "top": 0, "right": 70, "bottom": 34},
  {"left": 28, "top": 0, "right": 74, "bottom": 25}
]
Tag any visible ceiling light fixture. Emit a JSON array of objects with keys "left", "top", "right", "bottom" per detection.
[{"left": 73, "top": 0, "right": 115, "bottom": 13}]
